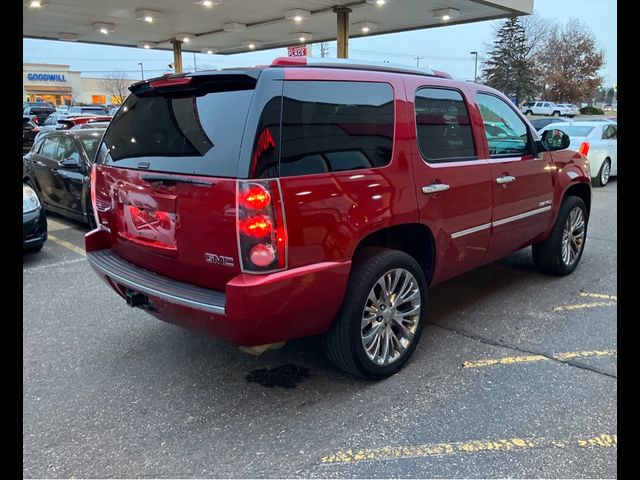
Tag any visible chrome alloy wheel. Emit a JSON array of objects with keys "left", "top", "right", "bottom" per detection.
[
  {"left": 601, "top": 162, "right": 611, "bottom": 186},
  {"left": 561, "top": 206, "right": 586, "bottom": 266},
  {"left": 361, "top": 268, "right": 421, "bottom": 366}
]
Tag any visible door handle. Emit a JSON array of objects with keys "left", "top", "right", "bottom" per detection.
[
  {"left": 422, "top": 183, "right": 450, "bottom": 194},
  {"left": 496, "top": 175, "right": 516, "bottom": 184}
]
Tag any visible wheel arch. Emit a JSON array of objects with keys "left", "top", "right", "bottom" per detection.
[{"left": 351, "top": 223, "right": 436, "bottom": 285}]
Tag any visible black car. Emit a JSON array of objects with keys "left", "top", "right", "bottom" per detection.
[
  {"left": 23, "top": 184, "right": 47, "bottom": 252},
  {"left": 23, "top": 129, "right": 105, "bottom": 228},
  {"left": 23, "top": 104, "right": 56, "bottom": 125},
  {"left": 529, "top": 117, "right": 571, "bottom": 132},
  {"left": 23, "top": 116, "right": 40, "bottom": 152}
]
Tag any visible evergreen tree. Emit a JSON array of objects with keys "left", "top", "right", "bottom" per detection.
[{"left": 481, "top": 17, "right": 538, "bottom": 106}]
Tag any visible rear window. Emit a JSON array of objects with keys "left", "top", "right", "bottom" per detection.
[
  {"left": 279, "top": 81, "right": 394, "bottom": 176},
  {"left": 98, "top": 80, "right": 256, "bottom": 177},
  {"left": 551, "top": 126, "right": 594, "bottom": 137},
  {"left": 81, "top": 107, "right": 107, "bottom": 115}
]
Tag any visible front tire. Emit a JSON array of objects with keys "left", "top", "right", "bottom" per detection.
[
  {"left": 532, "top": 196, "right": 588, "bottom": 276},
  {"left": 552, "top": 111, "right": 561, "bottom": 117},
  {"left": 592, "top": 159, "right": 611, "bottom": 187},
  {"left": 323, "top": 249, "right": 428, "bottom": 379}
]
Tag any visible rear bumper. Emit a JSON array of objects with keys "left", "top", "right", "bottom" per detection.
[{"left": 86, "top": 247, "right": 351, "bottom": 346}]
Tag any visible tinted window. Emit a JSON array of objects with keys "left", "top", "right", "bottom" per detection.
[
  {"left": 40, "top": 136, "right": 58, "bottom": 158},
  {"left": 56, "top": 136, "right": 80, "bottom": 163},
  {"left": 415, "top": 88, "right": 475, "bottom": 162},
  {"left": 98, "top": 79, "right": 256, "bottom": 177},
  {"left": 80, "top": 136, "right": 101, "bottom": 162},
  {"left": 602, "top": 125, "right": 617, "bottom": 139},
  {"left": 280, "top": 81, "right": 394, "bottom": 176},
  {"left": 478, "top": 93, "right": 532, "bottom": 156}
]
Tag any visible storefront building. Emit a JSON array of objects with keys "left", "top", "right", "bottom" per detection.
[{"left": 23, "top": 63, "right": 139, "bottom": 106}]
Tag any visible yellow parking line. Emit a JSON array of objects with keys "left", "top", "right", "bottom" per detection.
[
  {"left": 579, "top": 292, "right": 617, "bottom": 301},
  {"left": 48, "top": 235, "right": 86, "bottom": 257},
  {"left": 553, "top": 302, "right": 616, "bottom": 312},
  {"left": 321, "top": 433, "right": 616, "bottom": 464},
  {"left": 462, "top": 349, "right": 616, "bottom": 368}
]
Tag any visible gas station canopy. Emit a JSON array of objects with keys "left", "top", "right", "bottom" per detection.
[{"left": 24, "top": 0, "right": 533, "bottom": 55}]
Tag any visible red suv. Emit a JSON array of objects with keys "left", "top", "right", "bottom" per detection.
[{"left": 86, "top": 58, "right": 591, "bottom": 379}]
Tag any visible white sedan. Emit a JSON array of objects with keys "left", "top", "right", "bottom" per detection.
[{"left": 542, "top": 121, "right": 617, "bottom": 187}]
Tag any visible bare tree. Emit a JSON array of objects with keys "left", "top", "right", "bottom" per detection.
[
  {"left": 536, "top": 19, "right": 604, "bottom": 103},
  {"left": 99, "top": 72, "right": 133, "bottom": 105}
]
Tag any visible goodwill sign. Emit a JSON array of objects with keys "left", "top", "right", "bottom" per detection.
[{"left": 27, "top": 73, "right": 67, "bottom": 82}]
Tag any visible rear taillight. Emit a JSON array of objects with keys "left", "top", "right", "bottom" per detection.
[
  {"left": 237, "top": 179, "right": 287, "bottom": 273},
  {"left": 578, "top": 142, "right": 590, "bottom": 156},
  {"left": 90, "top": 165, "right": 99, "bottom": 228},
  {"left": 32, "top": 117, "right": 38, "bottom": 124}
]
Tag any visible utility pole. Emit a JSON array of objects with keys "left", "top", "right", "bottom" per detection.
[
  {"left": 138, "top": 62, "right": 144, "bottom": 80},
  {"left": 319, "top": 42, "right": 329, "bottom": 58},
  {"left": 193, "top": 52, "right": 197, "bottom": 72},
  {"left": 414, "top": 55, "right": 424, "bottom": 67},
  {"left": 470, "top": 51, "right": 478, "bottom": 83}
]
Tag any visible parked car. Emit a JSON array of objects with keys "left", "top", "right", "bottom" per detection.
[
  {"left": 23, "top": 184, "right": 47, "bottom": 252},
  {"left": 530, "top": 117, "right": 571, "bottom": 132},
  {"left": 23, "top": 104, "right": 56, "bottom": 125},
  {"left": 85, "top": 58, "right": 591, "bottom": 379},
  {"left": 56, "top": 105, "right": 70, "bottom": 114},
  {"left": 34, "top": 115, "right": 112, "bottom": 142},
  {"left": 22, "top": 116, "right": 40, "bottom": 152},
  {"left": 108, "top": 106, "right": 120, "bottom": 116},
  {"left": 67, "top": 105, "right": 108, "bottom": 116},
  {"left": 520, "top": 101, "right": 564, "bottom": 117},
  {"left": 23, "top": 129, "right": 106, "bottom": 228},
  {"left": 541, "top": 121, "right": 617, "bottom": 187},
  {"left": 556, "top": 103, "right": 580, "bottom": 117}
]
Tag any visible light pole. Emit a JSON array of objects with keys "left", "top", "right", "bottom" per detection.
[
  {"left": 470, "top": 51, "right": 478, "bottom": 83},
  {"left": 138, "top": 62, "right": 144, "bottom": 80}
]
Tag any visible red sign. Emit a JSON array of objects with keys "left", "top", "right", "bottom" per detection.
[{"left": 287, "top": 45, "right": 308, "bottom": 57}]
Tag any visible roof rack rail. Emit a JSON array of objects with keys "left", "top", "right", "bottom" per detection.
[{"left": 270, "top": 57, "right": 452, "bottom": 79}]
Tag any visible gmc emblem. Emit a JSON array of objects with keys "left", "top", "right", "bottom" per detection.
[{"left": 204, "top": 253, "right": 235, "bottom": 267}]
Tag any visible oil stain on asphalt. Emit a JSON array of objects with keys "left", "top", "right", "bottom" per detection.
[{"left": 246, "top": 364, "right": 310, "bottom": 388}]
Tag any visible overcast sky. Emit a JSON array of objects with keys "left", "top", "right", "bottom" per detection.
[{"left": 23, "top": 0, "right": 617, "bottom": 86}]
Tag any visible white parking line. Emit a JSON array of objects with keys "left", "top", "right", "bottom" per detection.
[{"left": 23, "top": 257, "right": 87, "bottom": 273}]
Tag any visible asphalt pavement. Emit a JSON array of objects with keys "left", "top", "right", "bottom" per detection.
[{"left": 23, "top": 181, "right": 617, "bottom": 478}]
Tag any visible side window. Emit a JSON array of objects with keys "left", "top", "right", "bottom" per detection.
[
  {"left": 414, "top": 87, "right": 476, "bottom": 162},
  {"left": 603, "top": 125, "right": 617, "bottom": 139},
  {"left": 40, "top": 136, "right": 59, "bottom": 158},
  {"left": 280, "top": 81, "right": 394, "bottom": 176},
  {"left": 477, "top": 93, "right": 533, "bottom": 157},
  {"left": 56, "top": 136, "right": 80, "bottom": 162}
]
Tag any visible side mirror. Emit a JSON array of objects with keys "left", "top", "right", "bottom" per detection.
[
  {"left": 59, "top": 156, "right": 81, "bottom": 168},
  {"left": 541, "top": 129, "right": 570, "bottom": 151}
]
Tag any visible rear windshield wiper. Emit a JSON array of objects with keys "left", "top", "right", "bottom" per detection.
[{"left": 142, "top": 174, "right": 214, "bottom": 187}]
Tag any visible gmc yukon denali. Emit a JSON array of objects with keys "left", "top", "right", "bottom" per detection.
[{"left": 85, "top": 58, "right": 591, "bottom": 379}]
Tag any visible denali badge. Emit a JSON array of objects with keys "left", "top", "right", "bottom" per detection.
[{"left": 204, "top": 253, "right": 235, "bottom": 267}]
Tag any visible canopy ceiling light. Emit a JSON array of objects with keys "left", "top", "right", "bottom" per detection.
[
  {"left": 284, "top": 9, "right": 310, "bottom": 22},
  {"left": 242, "top": 41, "right": 261, "bottom": 50},
  {"left": 58, "top": 32, "right": 79, "bottom": 41},
  {"left": 432, "top": 7, "right": 459, "bottom": 21},
  {"left": 176, "top": 33, "right": 195, "bottom": 43},
  {"left": 292, "top": 32, "right": 313, "bottom": 43},
  {"left": 138, "top": 41, "right": 155, "bottom": 49},
  {"left": 366, "top": 0, "right": 387, "bottom": 5},
  {"left": 223, "top": 22, "right": 246, "bottom": 32},
  {"left": 354, "top": 22, "right": 377, "bottom": 33},
  {"left": 28, "top": 0, "right": 47, "bottom": 8},
  {"left": 135, "top": 9, "right": 160, "bottom": 23},
  {"left": 202, "top": 47, "right": 218, "bottom": 54},
  {"left": 194, "top": 0, "right": 222, "bottom": 6},
  {"left": 92, "top": 22, "right": 115, "bottom": 34}
]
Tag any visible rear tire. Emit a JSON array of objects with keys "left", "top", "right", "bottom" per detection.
[
  {"left": 323, "top": 249, "right": 428, "bottom": 379},
  {"left": 532, "top": 196, "right": 588, "bottom": 276},
  {"left": 592, "top": 159, "right": 611, "bottom": 187}
]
